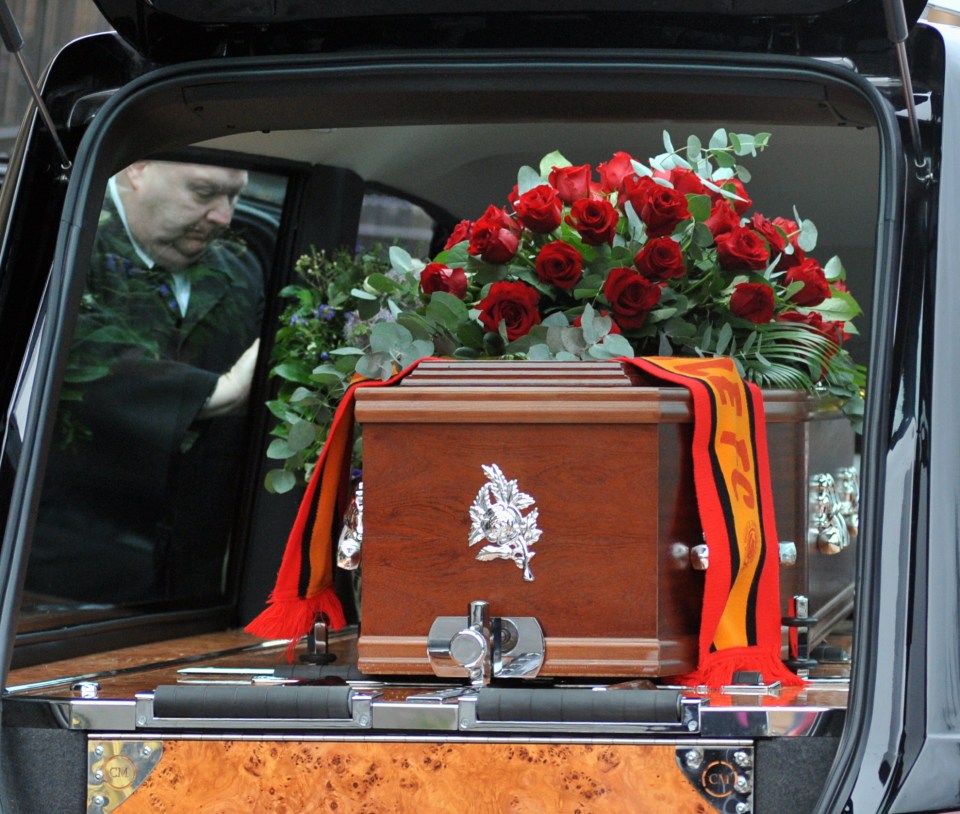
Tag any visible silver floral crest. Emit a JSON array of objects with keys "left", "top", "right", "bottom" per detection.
[{"left": 468, "top": 463, "right": 542, "bottom": 582}]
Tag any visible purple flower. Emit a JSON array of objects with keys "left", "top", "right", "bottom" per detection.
[
  {"left": 290, "top": 314, "right": 302, "bottom": 325},
  {"left": 314, "top": 304, "right": 336, "bottom": 321}
]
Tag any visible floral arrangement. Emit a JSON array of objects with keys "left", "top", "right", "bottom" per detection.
[
  {"left": 263, "top": 245, "right": 402, "bottom": 492},
  {"left": 264, "top": 130, "right": 865, "bottom": 492}
]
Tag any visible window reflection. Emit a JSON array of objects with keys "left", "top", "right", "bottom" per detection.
[{"left": 23, "top": 160, "right": 281, "bottom": 611}]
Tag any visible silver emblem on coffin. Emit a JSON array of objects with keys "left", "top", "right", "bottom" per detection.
[{"left": 468, "top": 464, "right": 542, "bottom": 582}]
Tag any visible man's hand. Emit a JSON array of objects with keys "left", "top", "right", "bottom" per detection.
[{"left": 198, "top": 338, "right": 260, "bottom": 419}]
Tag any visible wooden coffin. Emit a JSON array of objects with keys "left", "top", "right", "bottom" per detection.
[{"left": 353, "top": 360, "right": 856, "bottom": 677}]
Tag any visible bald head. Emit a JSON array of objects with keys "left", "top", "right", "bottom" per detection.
[{"left": 115, "top": 161, "right": 248, "bottom": 270}]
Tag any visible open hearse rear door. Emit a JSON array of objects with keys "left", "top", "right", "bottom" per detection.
[{"left": 0, "top": 0, "right": 956, "bottom": 812}]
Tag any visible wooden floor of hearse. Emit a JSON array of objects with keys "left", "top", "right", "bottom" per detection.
[{"left": 4, "top": 623, "right": 852, "bottom": 707}]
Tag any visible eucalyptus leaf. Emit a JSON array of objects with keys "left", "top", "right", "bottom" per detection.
[
  {"left": 388, "top": 245, "right": 415, "bottom": 273},
  {"left": 518, "top": 165, "right": 543, "bottom": 195},
  {"left": 369, "top": 321, "right": 414, "bottom": 354},
  {"left": 709, "top": 128, "right": 728, "bottom": 150},
  {"left": 527, "top": 342, "right": 554, "bottom": 361},
  {"left": 542, "top": 311, "right": 570, "bottom": 327},
  {"left": 823, "top": 255, "right": 845, "bottom": 281},
  {"left": 560, "top": 327, "right": 588, "bottom": 355},
  {"left": 355, "top": 351, "right": 393, "bottom": 381},
  {"left": 266, "top": 438, "right": 293, "bottom": 460},
  {"left": 264, "top": 468, "right": 297, "bottom": 495},
  {"left": 687, "top": 134, "right": 702, "bottom": 161},
  {"left": 597, "top": 333, "right": 635, "bottom": 357},
  {"left": 797, "top": 218, "right": 819, "bottom": 252},
  {"left": 539, "top": 150, "right": 571, "bottom": 176},
  {"left": 287, "top": 420, "right": 318, "bottom": 453},
  {"left": 365, "top": 272, "right": 400, "bottom": 294},
  {"left": 712, "top": 151, "right": 736, "bottom": 170}
]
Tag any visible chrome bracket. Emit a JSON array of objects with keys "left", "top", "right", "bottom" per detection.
[
  {"left": 87, "top": 740, "right": 163, "bottom": 813},
  {"left": 677, "top": 745, "right": 754, "bottom": 814},
  {"left": 427, "top": 600, "right": 545, "bottom": 685}
]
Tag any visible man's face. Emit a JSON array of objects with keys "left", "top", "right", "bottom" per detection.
[{"left": 121, "top": 161, "right": 249, "bottom": 270}]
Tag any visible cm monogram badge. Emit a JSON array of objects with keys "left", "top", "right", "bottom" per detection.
[{"left": 468, "top": 464, "right": 542, "bottom": 582}]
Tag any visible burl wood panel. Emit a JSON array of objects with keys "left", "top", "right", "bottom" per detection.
[{"left": 117, "top": 739, "right": 712, "bottom": 814}]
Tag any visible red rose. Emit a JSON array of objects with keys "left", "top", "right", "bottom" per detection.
[
  {"left": 444, "top": 219, "right": 473, "bottom": 250},
  {"left": 715, "top": 226, "right": 770, "bottom": 271},
  {"left": 468, "top": 205, "right": 521, "bottom": 264},
  {"left": 548, "top": 164, "right": 592, "bottom": 204},
  {"left": 771, "top": 216, "right": 806, "bottom": 268},
  {"left": 620, "top": 175, "right": 690, "bottom": 238},
  {"left": 705, "top": 200, "right": 741, "bottom": 237},
  {"left": 420, "top": 263, "right": 468, "bottom": 299},
  {"left": 785, "top": 258, "right": 831, "bottom": 307},
  {"left": 751, "top": 213, "right": 803, "bottom": 270},
  {"left": 477, "top": 280, "right": 541, "bottom": 340},
  {"left": 778, "top": 310, "right": 844, "bottom": 345},
  {"left": 602, "top": 266, "right": 662, "bottom": 329},
  {"left": 535, "top": 240, "right": 584, "bottom": 289},
  {"left": 710, "top": 177, "right": 752, "bottom": 214},
  {"left": 633, "top": 237, "right": 687, "bottom": 281},
  {"left": 730, "top": 282, "right": 775, "bottom": 324},
  {"left": 597, "top": 151, "right": 636, "bottom": 194},
  {"left": 515, "top": 185, "right": 562, "bottom": 234},
  {"left": 573, "top": 309, "right": 621, "bottom": 334},
  {"left": 653, "top": 167, "right": 706, "bottom": 196},
  {"left": 565, "top": 198, "right": 619, "bottom": 246}
]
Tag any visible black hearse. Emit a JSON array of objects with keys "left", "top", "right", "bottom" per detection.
[{"left": 0, "top": 1, "right": 955, "bottom": 812}]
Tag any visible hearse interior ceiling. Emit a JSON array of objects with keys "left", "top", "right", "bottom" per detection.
[{"left": 199, "top": 121, "right": 879, "bottom": 248}]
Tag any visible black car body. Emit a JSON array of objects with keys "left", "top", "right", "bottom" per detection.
[{"left": 0, "top": 0, "right": 956, "bottom": 811}]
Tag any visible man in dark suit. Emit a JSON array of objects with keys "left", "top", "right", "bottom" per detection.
[{"left": 28, "top": 160, "right": 264, "bottom": 603}]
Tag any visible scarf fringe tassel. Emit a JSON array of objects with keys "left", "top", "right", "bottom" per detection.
[
  {"left": 672, "top": 646, "right": 804, "bottom": 688},
  {"left": 245, "top": 585, "right": 346, "bottom": 641}
]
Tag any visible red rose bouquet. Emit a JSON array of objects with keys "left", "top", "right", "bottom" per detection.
[{"left": 266, "top": 130, "right": 864, "bottom": 490}]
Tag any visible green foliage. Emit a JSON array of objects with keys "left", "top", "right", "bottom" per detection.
[{"left": 263, "top": 245, "right": 420, "bottom": 493}]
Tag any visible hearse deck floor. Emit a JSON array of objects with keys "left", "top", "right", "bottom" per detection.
[{"left": 4, "top": 625, "right": 852, "bottom": 710}]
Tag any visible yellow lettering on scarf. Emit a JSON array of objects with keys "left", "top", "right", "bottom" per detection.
[{"left": 660, "top": 358, "right": 763, "bottom": 651}]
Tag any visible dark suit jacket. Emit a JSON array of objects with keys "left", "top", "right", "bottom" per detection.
[{"left": 28, "top": 197, "right": 265, "bottom": 603}]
